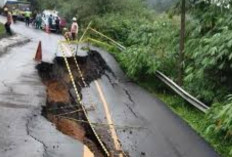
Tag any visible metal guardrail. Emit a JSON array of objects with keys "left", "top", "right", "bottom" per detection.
[
  {"left": 155, "top": 71, "right": 210, "bottom": 113},
  {"left": 79, "top": 26, "right": 209, "bottom": 114}
]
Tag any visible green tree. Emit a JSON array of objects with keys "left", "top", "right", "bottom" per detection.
[{"left": 178, "top": 0, "right": 186, "bottom": 86}]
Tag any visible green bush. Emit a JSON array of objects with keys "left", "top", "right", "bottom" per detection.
[
  {"left": 0, "top": 23, "right": 5, "bottom": 38},
  {"left": 92, "top": 13, "right": 179, "bottom": 80},
  {"left": 183, "top": 4, "right": 232, "bottom": 103},
  {"left": 118, "top": 46, "right": 159, "bottom": 79},
  {"left": 206, "top": 95, "right": 232, "bottom": 141},
  {"left": 35, "top": 0, "right": 145, "bottom": 24},
  {"left": 205, "top": 95, "right": 232, "bottom": 156}
]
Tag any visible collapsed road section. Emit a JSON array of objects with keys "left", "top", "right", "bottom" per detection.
[{"left": 36, "top": 50, "right": 127, "bottom": 157}]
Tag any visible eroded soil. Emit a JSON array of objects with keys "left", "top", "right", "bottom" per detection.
[{"left": 36, "top": 50, "right": 117, "bottom": 157}]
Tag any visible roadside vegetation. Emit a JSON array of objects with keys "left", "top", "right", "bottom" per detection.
[
  {"left": 35, "top": 0, "right": 232, "bottom": 156},
  {"left": 0, "top": 23, "right": 6, "bottom": 38}
]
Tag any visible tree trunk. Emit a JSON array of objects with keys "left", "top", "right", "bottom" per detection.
[{"left": 178, "top": 0, "right": 185, "bottom": 86}]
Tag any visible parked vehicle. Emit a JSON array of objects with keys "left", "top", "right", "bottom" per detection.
[
  {"left": 0, "top": 0, "right": 31, "bottom": 21},
  {"left": 41, "top": 10, "right": 67, "bottom": 33},
  {"left": 0, "top": 0, "right": 9, "bottom": 9},
  {"left": 0, "top": 0, "right": 17, "bottom": 13},
  {"left": 16, "top": 2, "right": 31, "bottom": 21}
]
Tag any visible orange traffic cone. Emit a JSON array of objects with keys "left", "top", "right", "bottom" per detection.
[{"left": 34, "top": 41, "right": 42, "bottom": 62}]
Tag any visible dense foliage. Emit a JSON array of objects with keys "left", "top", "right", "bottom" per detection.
[
  {"left": 206, "top": 95, "right": 232, "bottom": 156},
  {"left": 33, "top": 0, "right": 143, "bottom": 23},
  {"left": 90, "top": 1, "right": 232, "bottom": 155},
  {"left": 184, "top": 1, "right": 232, "bottom": 103},
  {"left": 92, "top": 13, "right": 179, "bottom": 79},
  {"left": 207, "top": 95, "right": 232, "bottom": 141}
]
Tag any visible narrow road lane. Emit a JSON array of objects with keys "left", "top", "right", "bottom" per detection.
[{"left": 0, "top": 17, "right": 86, "bottom": 157}]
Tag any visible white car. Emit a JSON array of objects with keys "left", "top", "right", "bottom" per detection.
[{"left": 41, "top": 10, "right": 59, "bottom": 31}]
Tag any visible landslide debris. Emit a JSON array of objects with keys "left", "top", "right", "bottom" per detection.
[{"left": 36, "top": 50, "right": 116, "bottom": 157}]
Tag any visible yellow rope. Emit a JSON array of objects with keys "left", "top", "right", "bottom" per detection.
[
  {"left": 58, "top": 25, "right": 129, "bottom": 156},
  {"left": 79, "top": 21, "right": 92, "bottom": 42},
  {"left": 59, "top": 42, "right": 110, "bottom": 157},
  {"left": 64, "top": 39, "right": 97, "bottom": 110},
  {"left": 61, "top": 43, "right": 128, "bottom": 157},
  {"left": 89, "top": 28, "right": 126, "bottom": 50},
  {"left": 56, "top": 115, "right": 145, "bottom": 130}
]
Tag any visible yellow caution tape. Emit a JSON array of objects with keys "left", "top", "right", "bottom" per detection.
[
  {"left": 59, "top": 42, "right": 110, "bottom": 157},
  {"left": 89, "top": 28, "right": 126, "bottom": 50},
  {"left": 79, "top": 21, "right": 92, "bottom": 42},
  {"left": 65, "top": 38, "right": 97, "bottom": 110},
  {"left": 57, "top": 24, "right": 130, "bottom": 156}
]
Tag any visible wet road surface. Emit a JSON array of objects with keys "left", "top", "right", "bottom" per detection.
[
  {"left": 0, "top": 16, "right": 220, "bottom": 157},
  {"left": 0, "top": 16, "right": 86, "bottom": 157},
  {"left": 81, "top": 47, "right": 220, "bottom": 157}
]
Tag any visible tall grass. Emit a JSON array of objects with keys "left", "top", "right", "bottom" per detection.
[{"left": 0, "top": 23, "right": 5, "bottom": 38}]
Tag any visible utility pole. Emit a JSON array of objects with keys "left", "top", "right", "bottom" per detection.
[{"left": 178, "top": 0, "right": 185, "bottom": 86}]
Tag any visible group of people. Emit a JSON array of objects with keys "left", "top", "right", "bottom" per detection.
[
  {"left": 24, "top": 11, "right": 42, "bottom": 28},
  {"left": 3, "top": 7, "right": 34, "bottom": 36},
  {"left": 3, "top": 7, "right": 79, "bottom": 41},
  {"left": 48, "top": 14, "right": 60, "bottom": 32}
]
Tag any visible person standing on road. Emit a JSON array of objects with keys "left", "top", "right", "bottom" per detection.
[
  {"left": 31, "top": 11, "right": 37, "bottom": 27},
  {"left": 25, "top": 8, "right": 31, "bottom": 26},
  {"left": 35, "top": 13, "right": 39, "bottom": 29},
  {"left": 55, "top": 17, "right": 60, "bottom": 33},
  {"left": 4, "top": 8, "right": 13, "bottom": 36},
  {"left": 35, "top": 13, "right": 42, "bottom": 29},
  {"left": 71, "top": 17, "right": 78, "bottom": 40},
  {"left": 48, "top": 15, "right": 53, "bottom": 30},
  {"left": 12, "top": 7, "right": 17, "bottom": 23}
]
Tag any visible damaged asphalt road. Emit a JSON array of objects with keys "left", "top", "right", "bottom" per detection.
[
  {"left": 0, "top": 15, "right": 220, "bottom": 157},
  {"left": 0, "top": 16, "right": 84, "bottom": 157},
  {"left": 81, "top": 47, "right": 220, "bottom": 157}
]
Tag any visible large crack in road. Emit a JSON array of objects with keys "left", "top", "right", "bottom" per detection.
[
  {"left": 36, "top": 50, "right": 126, "bottom": 157},
  {"left": 26, "top": 112, "right": 48, "bottom": 157},
  {"left": 123, "top": 89, "right": 138, "bottom": 118}
]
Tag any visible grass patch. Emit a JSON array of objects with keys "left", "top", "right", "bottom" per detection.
[
  {"left": 0, "top": 23, "right": 5, "bottom": 38},
  {"left": 139, "top": 78, "right": 232, "bottom": 157}
]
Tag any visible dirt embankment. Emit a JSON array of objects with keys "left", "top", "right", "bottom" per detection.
[{"left": 36, "top": 51, "right": 120, "bottom": 157}]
